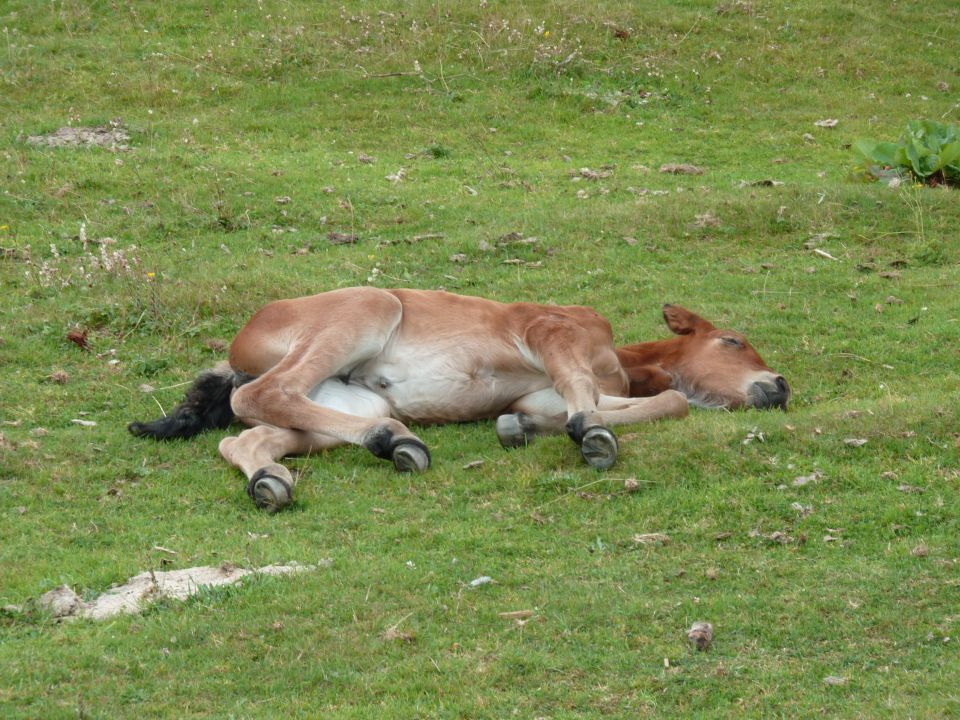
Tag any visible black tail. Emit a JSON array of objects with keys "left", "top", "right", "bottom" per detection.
[{"left": 128, "top": 367, "right": 254, "bottom": 440}]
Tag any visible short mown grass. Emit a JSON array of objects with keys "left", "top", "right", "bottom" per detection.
[{"left": 1, "top": 1, "right": 959, "bottom": 717}]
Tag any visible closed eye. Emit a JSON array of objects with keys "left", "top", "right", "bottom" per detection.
[{"left": 720, "top": 336, "right": 743, "bottom": 348}]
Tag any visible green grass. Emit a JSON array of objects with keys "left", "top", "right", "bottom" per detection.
[{"left": 2, "top": 1, "right": 959, "bottom": 717}]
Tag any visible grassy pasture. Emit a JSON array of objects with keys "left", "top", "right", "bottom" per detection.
[{"left": 1, "top": 1, "right": 959, "bottom": 717}]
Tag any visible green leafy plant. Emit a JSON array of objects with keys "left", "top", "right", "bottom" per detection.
[{"left": 854, "top": 120, "right": 960, "bottom": 186}]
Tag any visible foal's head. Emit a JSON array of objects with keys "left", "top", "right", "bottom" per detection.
[{"left": 618, "top": 305, "right": 790, "bottom": 410}]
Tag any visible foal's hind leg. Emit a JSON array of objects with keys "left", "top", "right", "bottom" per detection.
[
  {"left": 229, "top": 290, "right": 430, "bottom": 472},
  {"left": 221, "top": 380, "right": 432, "bottom": 511},
  {"left": 219, "top": 426, "right": 332, "bottom": 512}
]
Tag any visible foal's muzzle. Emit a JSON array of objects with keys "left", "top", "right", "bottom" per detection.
[{"left": 748, "top": 375, "right": 790, "bottom": 410}]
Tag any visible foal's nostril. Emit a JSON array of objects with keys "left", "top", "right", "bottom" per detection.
[{"left": 775, "top": 376, "right": 789, "bottom": 394}]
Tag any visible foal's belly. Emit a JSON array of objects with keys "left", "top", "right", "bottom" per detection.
[{"left": 352, "top": 348, "right": 549, "bottom": 424}]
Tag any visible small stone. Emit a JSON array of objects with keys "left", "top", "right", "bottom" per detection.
[
  {"left": 793, "top": 470, "right": 822, "bottom": 487},
  {"left": 327, "top": 231, "right": 358, "bottom": 245},
  {"left": 659, "top": 163, "right": 704, "bottom": 175},
  {"left": 633, "top": 533, "right": 670, "bottom": 545},
  {"left": 687, "top": 621, "right": 713, "bottom": 650},
  {"left": 381, "top": 626, "right": 415, "bottom": 642},
  {"left": 897, "top": 484, "right": 924, "bottom": 494}
]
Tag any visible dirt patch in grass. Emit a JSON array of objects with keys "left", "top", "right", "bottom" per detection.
[
  {"left": 28, "top": 562, "right": 320, "bottom": 621},
  {"left": 26, "top": 123, "right": 130, "bottom": 150}
]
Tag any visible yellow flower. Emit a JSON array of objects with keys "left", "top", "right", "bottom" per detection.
[
  {"left": 146, "top": 272, "right": 156, "bottom": 278},
  {"left": 543, "top": 30, "right": 550, "bottom": 37},
  {"left": 0, "top": 225, "right": 8, "bottom": 231}
]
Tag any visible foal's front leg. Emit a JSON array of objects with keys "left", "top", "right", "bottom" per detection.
[
  {"left": 224, "top": 378, "right": 431, "bottom": 511},
  {"left": 521, "top": 319, "right": 622, "bottom": 469},
  {"left": 497, "top": 389, "right": 689, "bottom": 465}
]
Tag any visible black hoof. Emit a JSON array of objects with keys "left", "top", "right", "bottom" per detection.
[
  {"left": 364, "top": 426, "right": 430, "bottom": 472},
  {"left": 392, "top": 439, "right": 431, "bottom": 472},
  {"left": 565, "top": 411, "right": 590, "bottom": 443},
  {"left": 580, "top": 426, "right": 618, "bottom": 470},
  {"left": 496, "top": 413, "right": 536, "bottom": 448},
  {"left": 247, "top": 469, "right": 293, "bottom": 513}
]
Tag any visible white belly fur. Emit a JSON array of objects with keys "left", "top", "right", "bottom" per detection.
[
  {"left": 355, "top": 343, "right": 549, "bottom": 423},
  {"left": 306, "top": 339, "right": 551, "bottom": 424},
  {"left": 307, "top": 379, "right": 391, "bottom": 418}
]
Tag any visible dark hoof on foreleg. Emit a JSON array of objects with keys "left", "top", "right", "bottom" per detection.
[
  {"left": 391, "top": 439, "right": 431, "bottom": 473},
  {"left": 496, "top": 412, "right": 537, "bottom": 448},
  {"left": 580, "top": 426, "right": 619, "bottom": 470},
  {"left": 247, "top": 469, "right": 293, "bottom": 513},
  {"left": 365, "top": 426, "right": 430, "bottom": 472}
]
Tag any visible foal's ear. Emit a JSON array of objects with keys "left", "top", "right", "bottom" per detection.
[{"left": 662, "top": 304, "right": 716, "bottom": 335}]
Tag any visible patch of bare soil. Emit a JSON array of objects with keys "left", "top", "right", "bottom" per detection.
[
  {"left": 26, "top": 122, "right": 130, "bottom": 151},
  {"left": 31, "top": 562, "right": 318, "bottom": 621}
]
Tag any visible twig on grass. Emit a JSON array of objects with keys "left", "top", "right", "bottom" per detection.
[
  {"left": 533, "top": 477, "right": 610, "bottom": 511},
  {"left": 675, "top": 15, "right": 703, "bottom": 46},
  {"left": 365, "top": 71, "right": 421, "bottom": 78},
  {"left": 114, "top": 382, "right": 169, "bottom": 416},
  {"left": 118, "top": 309, "right": 148, "bottom": 342},
  {"left": 903, "top": 282, "right": 960, "bottom": 289},
  {"left": 150, "top": 379, "right": 195, "bottom": 393},
  {"left": 438, "top": 58, "right": 451, "bottom": 94},
  {"left": 150, "top": 395, "right": 167, "bottom": 417},
  {"left": 830, "top": 352, "right": 894, "bottom": 369},
  {"left": 382, "top": 611, "right": 416, "bottom": 642}
]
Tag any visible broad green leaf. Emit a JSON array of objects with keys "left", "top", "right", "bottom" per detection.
[
  {"left": 894, "top": 145, "right": 909, "bottom": 167},
  {"left": 853, "top": 139, "right": 900, "bottom": 166},
  {"left": 918, "top": 119, "right": 958, "bottom": 149},
  {"left": 904, "top": 137, "right": 930, "bottom": 176},
  {"left": 939, "top": 141, "right": 960, "bottom": 174},
  {"left": 855, "top": 120, "right": 960, "bottom": 182}
]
